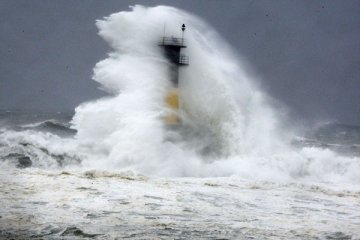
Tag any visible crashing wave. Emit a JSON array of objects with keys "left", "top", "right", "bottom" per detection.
[
  {"left": 0, "top": 6, "right": 359, "bottom": 185},
  {"left": 21, "top": 120, "right": 76, "bottom": 136}
]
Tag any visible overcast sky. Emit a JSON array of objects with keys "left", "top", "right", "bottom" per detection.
[{"left": 0, "top": 0, "right": 359, "bottom": 125}]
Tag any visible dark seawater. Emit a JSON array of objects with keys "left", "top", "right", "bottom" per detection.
[
  {"left": 0, "top": 110, "right": 75, "bottom": 136},
  {"left": 293, "top": 122, "right": 360, "bottom": 157},
  {"left": 0, "top": 111, "right": 78, "bottom": 169}
]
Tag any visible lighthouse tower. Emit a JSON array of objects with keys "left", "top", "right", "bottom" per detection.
[{"left": 159, "top": 24, "right": 188, "bottom": 124}]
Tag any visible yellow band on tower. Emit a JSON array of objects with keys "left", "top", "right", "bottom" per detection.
[{"left": 164, "top": 88, "right": 180, "bottom": 124}]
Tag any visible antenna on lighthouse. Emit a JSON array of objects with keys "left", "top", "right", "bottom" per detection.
[{"left": 181, "top": 24, "right": 186, "bottom": 40}]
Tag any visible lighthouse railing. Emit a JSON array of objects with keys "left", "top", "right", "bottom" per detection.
[
  {"left": 178, "top": 55, "right": 189, "bottom": 65},
  {"left": 159, "top": 37, "right": 186, "bottom": 47}
]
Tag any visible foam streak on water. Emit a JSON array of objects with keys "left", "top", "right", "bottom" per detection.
[{"left": 0, "top": 167, "right": 359, "bottom": 239}]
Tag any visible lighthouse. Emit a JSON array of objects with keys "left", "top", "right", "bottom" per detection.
[{"left": 159, "top": 24, "right": 188, "bottom": 125}]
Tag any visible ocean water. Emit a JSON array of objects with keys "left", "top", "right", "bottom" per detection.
[{"left": 1, "top": 5, "right": 360, "bottom": 239}]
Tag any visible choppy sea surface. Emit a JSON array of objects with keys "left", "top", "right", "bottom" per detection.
[{"left": 0, "top": 111, "right": 359, "bottom": 239}]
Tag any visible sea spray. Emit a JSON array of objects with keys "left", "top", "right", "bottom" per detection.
[
  {"left": 68, "top": 5, "right": 360, "bottom": 182},
  {"left": 0, "top": 5, "right": 359, "bottom": 183},
  {"left": 69, "top": 5, "right": 284, "bottom": 175}
]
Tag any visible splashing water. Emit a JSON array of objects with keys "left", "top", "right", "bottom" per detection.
[
  {"left": 68, "top": 5, "right": 359, "bottom": 183},
  {"left": 67, "top": 5, "right": 279, "bottom": 176},
  {"left": 1, "top": 5, "right": 359, "bottom": 184}
]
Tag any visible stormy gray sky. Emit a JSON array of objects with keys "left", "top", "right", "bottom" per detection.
[{"left": 0, "top": 0, "right": 359, "bottom": 125}]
